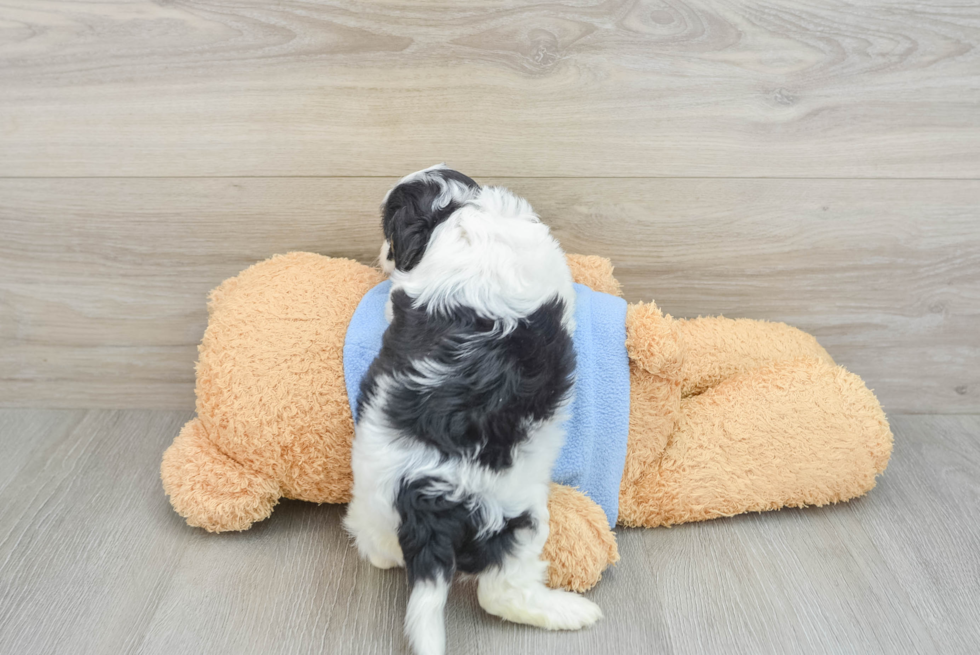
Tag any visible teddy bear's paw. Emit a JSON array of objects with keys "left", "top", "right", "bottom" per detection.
[{"left": 544, "top": 484, "right": 620, "bottom": 592}]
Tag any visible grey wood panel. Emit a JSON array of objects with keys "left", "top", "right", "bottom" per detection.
[
  {"left": 0, "top": 410, "right": 978, "bottom": 654},
  {"left": 2, "top": 177, "right": 977, "bottom": 412},
  {"left": 1, "top": 1, "right": 978, "bottom": 177}
]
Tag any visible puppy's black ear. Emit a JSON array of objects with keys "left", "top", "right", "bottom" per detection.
[
  {"left": 382, "top": 170, "right": 479, "bottom": 272},
  {"left": 382, "top": 186, "right": 440, "bottom": 272}
]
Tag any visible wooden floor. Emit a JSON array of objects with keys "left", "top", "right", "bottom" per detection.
[{"left": 0, "top": 410, "right": 976, "bottom": 655}]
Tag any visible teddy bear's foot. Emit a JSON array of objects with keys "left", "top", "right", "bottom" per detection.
[
  {"left": 161, "top": 418, "right": 281, "bottom": 532},
  {"left": 621, "top": 356, "right": 893, "bottom": 527}
]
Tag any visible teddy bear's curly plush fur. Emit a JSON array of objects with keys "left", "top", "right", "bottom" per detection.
[{"left": 161, "top": 252, "right": 892, "bottom": 592}]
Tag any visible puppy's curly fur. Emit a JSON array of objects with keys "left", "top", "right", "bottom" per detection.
[{"left": 344, "top": 165, "right": 602, "bottom": 655}]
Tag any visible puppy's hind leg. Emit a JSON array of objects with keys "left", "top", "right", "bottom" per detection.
[
  {"left": 476, "top": 512, "right": 603, "bottom": 630},
  {"left": 344, "top": 494, "right": 405, "bottom": 570}
]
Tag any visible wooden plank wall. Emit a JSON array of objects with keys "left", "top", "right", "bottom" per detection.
[{"left": 1, "top": 1, "right": 978, "bottom": 412}]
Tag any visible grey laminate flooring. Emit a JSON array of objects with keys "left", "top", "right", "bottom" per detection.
[{"left": 0, "top": 410, "right": 977, "bottom": 655}]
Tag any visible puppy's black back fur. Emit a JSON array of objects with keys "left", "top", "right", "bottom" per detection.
[{"left": 359, "top": 290, "right": 575, "bottom": 471}]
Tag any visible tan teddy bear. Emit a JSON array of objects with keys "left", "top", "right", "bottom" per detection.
[{"left": 162, "top": 252, "right": 892, "bottom": 592}]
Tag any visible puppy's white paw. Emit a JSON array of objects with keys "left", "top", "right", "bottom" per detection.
[
  {"left": 368, "top": 552, "right": 403, "bottom": 570},
  {"left": 538, "top": 590, "right": 603, "bottom": 630},
  {"left": 479, "top": 584, "right": 602, "bottom": 631}
]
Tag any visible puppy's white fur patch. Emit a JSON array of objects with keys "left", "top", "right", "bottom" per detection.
[{"left": 389, "top": 185, "right": 575, "bottom": 331}]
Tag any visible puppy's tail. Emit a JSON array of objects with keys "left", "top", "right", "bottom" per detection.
[
  {"left": 397, "top": 478, "right": 464, "bottom": 655},
  {"left": 405, "top": 574, "right": 452, "bottom": 655}
]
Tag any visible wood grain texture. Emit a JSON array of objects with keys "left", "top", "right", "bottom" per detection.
[
  {"left": 2, "top": 177, "right": 977, "bottom": 412},
  {"left": 1, "top": 0, "right": 979, "bottom": 177},
  {"left": 0, "top": 410, "right": 977, "bottom": 654}
]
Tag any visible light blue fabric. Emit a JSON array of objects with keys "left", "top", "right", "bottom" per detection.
[
  {"left": 344, "top": 280, "right": 394, "bottom": 420},
  {"left": 343, "top": 281, "right": 630, "bottom": 527}
]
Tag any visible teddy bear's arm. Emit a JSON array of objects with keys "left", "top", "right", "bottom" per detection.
[
  {"left": 544, "top": 483, "right": 619, "bottom": 592},
  {"left": 565, "top": 254, "right": 623, "bottom": 297}
]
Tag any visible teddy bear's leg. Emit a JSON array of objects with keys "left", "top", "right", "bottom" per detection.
[
  {"left": 621, "top": 357, "right": 893, "bottom": 527},
  {"left": 543, "top": 484, "right": 620, "bottom": 592},
  {"left": 161, "top": 418, "right": 281, "bottom": 532},
  {"left": 674, "top": 316, "right": 835, "bottom": 396}
]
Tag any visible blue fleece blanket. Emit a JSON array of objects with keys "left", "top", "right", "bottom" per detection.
[{"left": 343, "top": 281, "right": 630, "bottom": 527}]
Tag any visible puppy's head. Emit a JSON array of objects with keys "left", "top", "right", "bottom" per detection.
[{"left": 380, "top": 164, "right": 479, "bottom": 274}]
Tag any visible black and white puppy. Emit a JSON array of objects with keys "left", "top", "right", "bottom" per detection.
[{"left": 344, "top": 165, "right": 602, "bottom": 655}]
